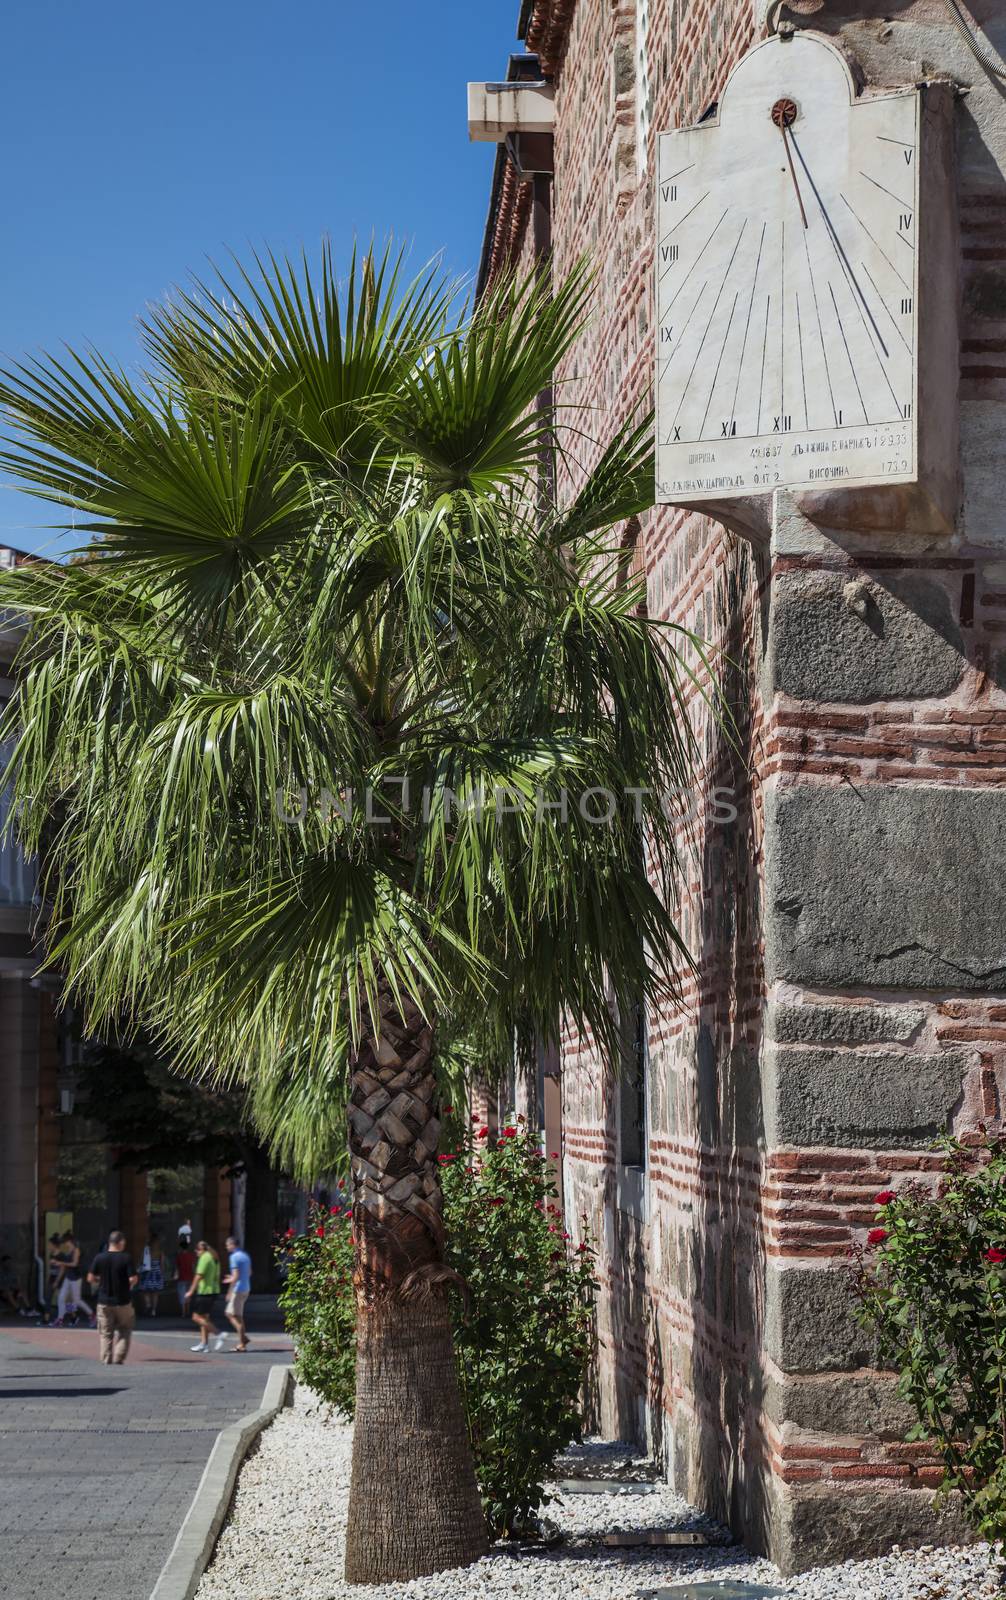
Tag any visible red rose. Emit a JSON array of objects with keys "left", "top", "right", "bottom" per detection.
[
  {"left": 477, "top": 1126, "right": 489, "bottom": 1138},
  {"left": 502, "top": 1126, "right": 517, "bottom": 1137},
  {"left": 337, "top": 1178, "right": 345, "bottom": 1189},
  {"left": 437, "top": 1153, "right": 455, "bottom": 1164},
  {"left": 315, "top": 1227, "right": 325, "bottom": 1238},
  {"left": 284, "top": 1228, "right": 295, "bottom": 1238},
  {"left": 874, "top": 1191, "right": 896, "bottom": 1207},
  {"left": 550, "top": 1151, "right": 559, "bottom": 1159},
  {"left": 867, "top": 1228, "right": 888, "bottom": 1247},
  {"left": 986, "top": 1247, "right": 1006, "bottom": 1264},
  {"left": 576, "top": 1242, "right": 588, "bottom": 1253},
  {"left": 330, "top": 1206, "right": 339, "bottom": 1215}
]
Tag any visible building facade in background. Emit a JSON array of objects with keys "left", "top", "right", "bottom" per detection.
[{"left": 473, "top": 0, "right": 1006, "bottom": 1573}]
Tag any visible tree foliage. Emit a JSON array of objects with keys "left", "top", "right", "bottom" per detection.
[{"left": 0, "top": 242, "right": 717, "bottom": 1178}]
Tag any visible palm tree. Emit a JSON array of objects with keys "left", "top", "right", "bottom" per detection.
[{"left": 0, "top": 246, "right": 711, "bottom": 1582}]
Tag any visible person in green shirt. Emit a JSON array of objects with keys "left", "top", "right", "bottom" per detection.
[{"left": 184, "top": 1241, "right": 226, "bottom": 1352}]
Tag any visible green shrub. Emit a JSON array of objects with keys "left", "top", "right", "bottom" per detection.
[
  {"left": 277, "top": 1120, "right": 597, "bottom": 1536},
  {"left": 277, "top": 1192, "right": 356, "bottom": 1414},
  {"left": 853, "top": 1132, "right": 1006, "bottom": 1549}
]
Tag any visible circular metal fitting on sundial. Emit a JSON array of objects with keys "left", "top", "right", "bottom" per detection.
[{"left": 770, "top": 97, "right": 798, "bottom": 128}]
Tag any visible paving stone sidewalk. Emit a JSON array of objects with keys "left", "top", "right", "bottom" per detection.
[{"left": 0, "top": 1318, "right": 293, "bottom": 1600}]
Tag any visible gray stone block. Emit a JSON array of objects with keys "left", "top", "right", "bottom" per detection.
[
  {"left": 767, "top": 1001, "right": 925, "bottom": 1047},
  {"left": 764, "top": 1044, "right": 968, "bottom": 1150},
  {"left": 766, "top": 1484, "right": 970, "bottom": 1577},
  {"left": 763, "top": 1370, "right": 917, "bottom": 1438},
  {"left": 765, "top": 1262, "right": 881, "bottom": 1375},
  {"left": 766, "top": 569, "right": 966, "bottom": 703},
  {"left": 765, "top": 784, "right": 1006, "bottom": 989}
]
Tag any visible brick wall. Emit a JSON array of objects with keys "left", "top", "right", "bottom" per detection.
[{"left": 478, "top": 0, "right": 1006, "bottom": 1573}]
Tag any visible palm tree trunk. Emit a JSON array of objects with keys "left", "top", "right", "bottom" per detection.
[{"left": 344, "top": 979, "right": 489, "bottom": 1583}]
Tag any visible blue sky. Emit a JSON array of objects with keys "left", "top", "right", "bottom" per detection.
[{"left": 0, "top": 0, "right": 519, "bottom": 554}]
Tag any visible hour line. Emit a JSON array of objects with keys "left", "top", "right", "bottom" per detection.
[
  {"left": 840, "top": 194, "right": 911, "bottom": 292},
  {"left": 660, "top": 208, "right": 729, "bottom": 304},
  {"left": 795, "top": 291, "right": 809, "bottom": 431},
  {"left": 877, "top": 135, "right": 915, "bottom": 150},
  {"left": 728, "top": 221, "right": 768, "bottom": 432},
  {"left": 671, "top": 218, "right": 749, "bottom": 431},
  {"left": 803, "top": 226, "right": 838, "bottom": 428},
  {"left": 699, "top": 290, "right": 740, "bottom": 438},
  {"left": 859, "top": 170, "right": 913, "bottom": 210},
  {"left": 828, "top": 280, "right": 868, "bottom": 425},
  {"left": 757, "top": 292, "right": 771, "bottom": 435},
  {"left": 661, "top": 277, "right": 709, "bottom": 373},
  {"left": 788, "top": 135, "right": 890, "bottom": 360},
  {"left": 660, "top": 278, "right": 711, "bottom": 441},
  {"left": 659, "top": 161, "right": 695, "bottom": 185},
  {"left": 861, "top": 260, "right": 913, "bottom": 356}
]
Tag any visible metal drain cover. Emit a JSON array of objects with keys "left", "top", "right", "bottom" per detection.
[
  {"left": 558, "top": 1478, "right": 659, "bottom": 1495},
  {"left": 605, "top": 1531, "right": 711, "bottom": 1548},
  {"left": 637, "top": 1584, "right": 785, "bottom": 1599}
]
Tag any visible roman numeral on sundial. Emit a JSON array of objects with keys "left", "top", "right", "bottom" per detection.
[
  {"left": 898, "top": 213, "right": 913, "bottom": 232},
  {"left": 672, "top": 426, "right": 681, "bottom": 441},
  {"left": 903, "top": 402, "right": 913, "bottom": 419},
  {"left": 661, "top": 183, "right": 678, "bottom": 203},
  {"left": 773, "top": 415, "right": 792, "bottom": 433},
  {"left": 661, "top": 244, "right": 679, "bottom": 264},
  {"left": 660, "top": 326, "right": 674, "bottom": 343},
  {"left": 901, "top": 297, "right": 913, "bottom": 315},
  {"left": 721, "top": 420, "right": 736, "bottom": 437}
]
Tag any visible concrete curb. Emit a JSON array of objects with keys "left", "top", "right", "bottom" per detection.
[{"left": 150, "top": 1363, "right": 293, "bottom": 1600}]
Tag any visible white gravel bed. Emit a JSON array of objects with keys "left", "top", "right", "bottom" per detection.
[{"left": 195, "top": 1385, "right": 1001, "bottom": 1600}]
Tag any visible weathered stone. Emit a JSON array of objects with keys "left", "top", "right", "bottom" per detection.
[
  {"left": 765, "top": 785, "right": 1006, "bottom": 989},
  {"left": 765, "top": 569, "right": 965, "bottom": 703},
  {"left": 763, "top": 1369, "right": 917, "bottom": 1438},
  {"left": 766, "top": 1484, "right": 971, "bottom": 1577},
  {"left": 767, "top": 1000, "right": 925, "bottom": 1047},
  {"left": 764, "top": 1044, "right": 968, "bottom": 1149},
  {"left": 764, "top": 1262, "right": 881, "bottom": 1375}
]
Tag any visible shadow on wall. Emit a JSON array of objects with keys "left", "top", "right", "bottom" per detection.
[{"left": 684, "top": 536, "right": 770, "bottom": 1544}]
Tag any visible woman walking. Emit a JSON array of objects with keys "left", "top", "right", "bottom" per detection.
[
  {"left": 184, "top": 1240, "right": 226, "bottom": 1352},
  {"left": 53, "top": 1233, "right": 94, "bottom": 1327},
  {"left": 174, "top": 1233, "right": 196, "bottom": 1314},
  {"left": 137, "top": 1231, "right": 165, "bottom": 1317}
]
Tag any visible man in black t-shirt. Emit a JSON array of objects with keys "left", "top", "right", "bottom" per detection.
[{"left": 87, "top": 1231, "right": 138, "bottom": 1364}]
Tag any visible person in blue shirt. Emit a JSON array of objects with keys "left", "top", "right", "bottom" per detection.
[{"left": 223, "top": 1236, "right": 253, "bottom": 1352}]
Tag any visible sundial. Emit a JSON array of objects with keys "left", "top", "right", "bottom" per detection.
[{"left": 654, "top": 29, "right": 956, "bottom": 533}]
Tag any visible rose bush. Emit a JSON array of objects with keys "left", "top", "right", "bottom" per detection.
[
  {"left": 853, "top": 1132, "right": 1006, "bottom": 1551},
  {"left": 278, "top": 1122, "right": 596, "bottom": 1537}
]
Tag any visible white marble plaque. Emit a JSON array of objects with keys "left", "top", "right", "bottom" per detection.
[{"left": 655, "top": 32, "right": 920, "bottom": 504}]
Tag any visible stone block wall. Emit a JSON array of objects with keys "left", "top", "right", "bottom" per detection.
[{"left": 479, "top": 0, "right": 1006, "bottom": 1573}]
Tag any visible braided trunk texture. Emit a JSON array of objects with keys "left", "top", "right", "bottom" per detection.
[{"left": 344, "top": 980, "right": 489, "bottom": 1583}]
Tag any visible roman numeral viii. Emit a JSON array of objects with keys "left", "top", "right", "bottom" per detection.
[{"left": 661, "top": 244, "right": 679, "bottom": 264}]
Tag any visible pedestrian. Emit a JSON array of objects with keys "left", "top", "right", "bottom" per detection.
[
  {"left": 0, "top": 1256, "right": 31, "bottom": 1316},
  {"left": 174, "top": 1234, "right": 197, "bottom": 1314},
  {"left": 185, "top": 1240, "right": 226, "bottom": 1353},
  {"left": 87, "top": 1231, "right": 138, "bottom": 1364},
  {"left": 223, "top": 1236, "right": 252, "bottom": 1352},
  {"left": 53, "top": 1232, "right": 94, "bottom": 1328},
  {"left": 137, "top": 1230, "right": 165, "bottom": 1317}
]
